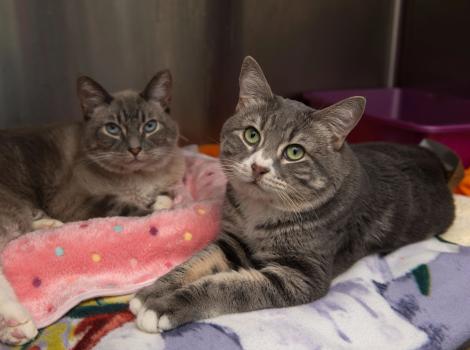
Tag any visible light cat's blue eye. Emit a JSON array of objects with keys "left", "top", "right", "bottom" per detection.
[
  {"left": 144, "top": 120, "right": 158, "bottom": 133},
  {"left": 105, "top": 123, "right": 121, "bottom": 135},
  {"left": 284, "top": 144, "right": 305, "bottom": 161},
  {"left": 244, "top": 127, "right": 260, "bottom": 145}
]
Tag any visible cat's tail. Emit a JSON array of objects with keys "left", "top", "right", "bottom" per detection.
[{"left": 419, "top": 139, "right": 464, "bottom": 191}]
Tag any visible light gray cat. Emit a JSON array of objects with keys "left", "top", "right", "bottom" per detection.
[
  {"left": 130, "top": 57, "right": 458, "bottom": 333},
  {"left": 0, "top": 70, "right": 184, "bottom": 345}
]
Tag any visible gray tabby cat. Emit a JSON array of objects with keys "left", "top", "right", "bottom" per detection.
[
  {"left": 130, "top": 57, "right": 456, "bottom": 333},
  {"left": 0, "top": 70, "right": 184, "bottom": 345}
]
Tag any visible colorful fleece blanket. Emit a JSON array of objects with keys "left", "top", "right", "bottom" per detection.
[{"left": 1, "top": 193, "right": 468, "bottom": 350}]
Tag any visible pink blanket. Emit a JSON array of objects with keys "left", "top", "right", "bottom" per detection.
[{"left": 1, "top": 150, "right": 226, "bottom": 328}]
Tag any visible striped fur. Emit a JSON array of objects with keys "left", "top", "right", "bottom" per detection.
[{"left": 132, "top": 57, "right": 455, "bottom": 333}]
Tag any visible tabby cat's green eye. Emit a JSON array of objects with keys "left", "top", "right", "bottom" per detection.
[
  {"left": 284, "top": 144, "right": 305, "bottom": 161},
  {"left": 244, "top": 127, "right": 260, "bottom": 145}
]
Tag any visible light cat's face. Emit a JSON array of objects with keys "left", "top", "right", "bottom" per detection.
[
  {"left": 220, "top": 57, "right": 365, "bottom": 211},
  {"left": 77, "top": 71, "right": 179, "bottom": 173}
]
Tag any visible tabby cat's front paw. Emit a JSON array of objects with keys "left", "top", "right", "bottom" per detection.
[
  {"left": 134, "top": 292, "right": 196, "bottom": 333},
  {"left": 129, "top": 279, "right": 179, "bottom": 317}
]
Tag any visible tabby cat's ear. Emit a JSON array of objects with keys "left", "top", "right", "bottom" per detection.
[
  {"left": 141, "top": 69, "right": 172, "bottom": 110},
  {"left": 237, "top": 56, "right": 273, "bottom": 111},
  {"left": 318, "top": 96, "right": 366, "bottom": 150},
  {"left": 77, "top": 76, "right": 113, "bottom": 119}
]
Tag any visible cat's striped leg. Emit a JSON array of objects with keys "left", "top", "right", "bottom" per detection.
[
  {"left": 131, "top": 196, "right": 248, "bottom": 318},
  {"left": 130, "top": 241, "right": 234, "bottom": 319},
  {"left": 134, "top": 231, "right": 331, "bottom": 333},
  {"left": 131, "top": 231, "right": 252, "bottom": 304},
  {"left": 131, "top": 231, "right": 250, "bottom": 324},
  {"left": 134, "top": 257, "right": 331, "bottom": 333}
]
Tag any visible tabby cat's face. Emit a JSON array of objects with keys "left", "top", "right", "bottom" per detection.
[
  {"left": 220, "top": 57, "right": 365, "bottom": 211},
  {"left": 77, "top": 71, "right": 179, "bottom": 173}
]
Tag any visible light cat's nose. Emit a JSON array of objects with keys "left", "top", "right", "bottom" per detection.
[
  {"left": 128, "top": 147, "right": 142, "bottom": 156},
  {"left": 251, "top": 163, "right": 270, "bottom": 178}
]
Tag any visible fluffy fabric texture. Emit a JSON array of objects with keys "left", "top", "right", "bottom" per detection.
[
  {"left": 3, "top": 195, "right": 468, "bottom": 350},
  {"left": 0, "top": 150, "right": 226, "bottom": 328}
]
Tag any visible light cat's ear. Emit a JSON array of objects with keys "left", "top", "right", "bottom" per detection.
[
  {"left": 141, "top": 69, "right": 172, "bottom": 110},
  {"left": 237, "top": 56, "right": 273, "bottom": 111},
  {"left": 318, "top": 96, "right": 366, "bottom": 150},
  {"left": 77, "top": 76, "right": 113, "bottom": 119}
]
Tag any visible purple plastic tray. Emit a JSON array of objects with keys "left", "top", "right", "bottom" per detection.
[{"left": 302, "top": 88, "right": 470, "bottom": 166}]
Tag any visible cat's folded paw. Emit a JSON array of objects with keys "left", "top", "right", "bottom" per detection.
[
  {"left": 131, "top": 278, "right": 183, "bottom": 324},
  {"left": 134, "top": 292, "right": 195, "bottom": 333},
  {"left": 152, "top": 195, "right": 173, "bottom": 211},
  {"left": 135, "top": 308, "right": 173, "bottom": 333},
  {"left": 135, "top": 304, "right": 178, "bottom": 333},
  {"left": 0, "top": 300, "right": 38, "bottom": 345},
  {"left": 129, "top": 281, "right": 175, "bottom": 316},
  {"left": 31, "top": 217, "right": 64, "bottom": 231}
]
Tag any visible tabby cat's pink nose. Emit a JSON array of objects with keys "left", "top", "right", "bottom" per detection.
[
  {"left": 128, "top": 147, "right": 142, "bottom": 156},
  {"left": 251, "top": 163, "right": 270, "bottom": 177}
]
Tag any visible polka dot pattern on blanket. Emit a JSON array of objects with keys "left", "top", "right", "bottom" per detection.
[{"left": 1, "top": 150, "right": 227, "bottom": 328}]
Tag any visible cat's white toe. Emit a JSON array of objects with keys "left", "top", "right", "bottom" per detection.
[
  {"left": 0, "top": 301, "right": 38, "bottom": 345},
  {"left": 136, "top": 308, "right": 159, "bottom": 333},
  {"left": 157, "top": 314, "right": 173, "bottom": 331},
  {"left": 32, "top": 218, "right": 64, "bottom": 230},
  {"left": 129, "top": 297, "right": 142, "bottom": 315},
  {"left": 152, "top": 195, "right": 173, "bottom": 211}
]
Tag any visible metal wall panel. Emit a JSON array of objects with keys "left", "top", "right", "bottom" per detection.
[{"left": 0, "top": 0, "right": 394, "bottom": 143}]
